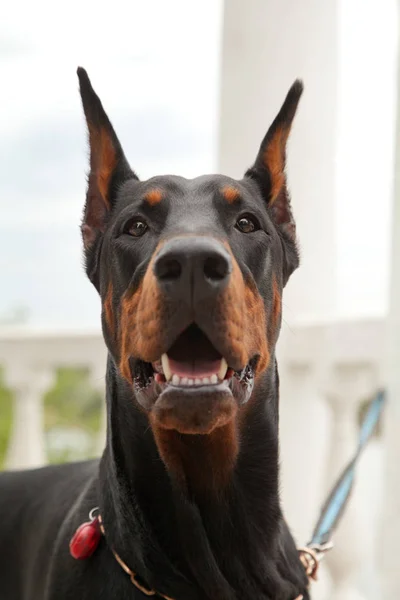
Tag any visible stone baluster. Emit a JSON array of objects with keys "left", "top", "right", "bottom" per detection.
[
  {"left": 280, "top": 363, "right": 331, "bottom": 543},
  {"left": 4, "top": 365, "right": 54, "bottom": 470},
  {"left": 279, "top": 361, "right": 332, "bottom": 600},
  {"left": 324, "top": 365, "right": 376, "bottom": 600}
]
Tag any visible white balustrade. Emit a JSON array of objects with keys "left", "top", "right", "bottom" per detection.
[
  {"left": 278, "top": 319, "right": 385, "bottom": 600},
  {"left": 0, "top": 328, "right": 107, "bottom": 470}
]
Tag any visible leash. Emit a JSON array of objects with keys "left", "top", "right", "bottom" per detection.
[
  {"left": 298, "top": 389, "right": 386, "bottom": 579},
  {"left": 69, "top": 390, "right": 385, "bottom": 599}
]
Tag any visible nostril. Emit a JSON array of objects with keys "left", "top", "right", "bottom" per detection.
[
  {"left": 204, "top": 255, "right": 230, "bottom": 282},
  {"left": 155, "top": 257, "right": 182, "bottom": 281}
]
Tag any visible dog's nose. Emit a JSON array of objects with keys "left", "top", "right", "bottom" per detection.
[{"left": 153, "top": 237, "right": 232, "bottom": 304}]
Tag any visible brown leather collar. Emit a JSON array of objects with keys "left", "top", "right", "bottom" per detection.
[{"left": 98, "top": 515, "right": 173, "bottom": 598}]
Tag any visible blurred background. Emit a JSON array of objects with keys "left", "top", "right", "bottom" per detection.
[{"left": 0, "top": 0, "right": 399, "bottom": 598}]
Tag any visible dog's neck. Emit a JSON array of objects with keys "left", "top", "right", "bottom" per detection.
[{"left": 99, "top": 355, "right": 299, "bottom": 599}]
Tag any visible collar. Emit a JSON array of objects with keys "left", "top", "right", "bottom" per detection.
[
  {"left": 98, "top": 514, "right": 174, "bottom": 599},
  {"left": 69, "top": 507, "right": 315, "bottom": 599}
]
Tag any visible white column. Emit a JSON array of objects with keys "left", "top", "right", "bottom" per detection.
[
  {"left": 379, "top": 7, "right": 400, "bottom": 593},
  {"left": 218, "top": 4, "right": 339, "bottom": 596},
  {"left": 218, "top": 0, "right": 339, "bottom": 321},
  {"left": 335, "top": 0, "right": 397, "bottom": 319},
  {"left": 5, "top": 365, "right": 53, "bottom": 470}
]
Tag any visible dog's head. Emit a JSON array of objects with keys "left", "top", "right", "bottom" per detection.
[{"left": 78, "top": 68, "right": 302, "bottom": 440}]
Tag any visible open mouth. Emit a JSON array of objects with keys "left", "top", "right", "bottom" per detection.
[
  {"left": 153, "top": 324, "right": 232, "bottom": 387},
  {"left": 131, "top": 324, "right": 256, "bottom": 401},
  {"left": 129, "top": 324, "right": 258, "bottom": 434}
]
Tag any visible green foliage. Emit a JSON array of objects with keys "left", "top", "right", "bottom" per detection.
[
  {"left": 44, "top": 368, "right": 101, "bottom": 432},
  {"left": 44, "top": 368, "right": 103, "bottom": 463},
  {"left": 0, "top": 369, "right": 13, "bottom": 469}
]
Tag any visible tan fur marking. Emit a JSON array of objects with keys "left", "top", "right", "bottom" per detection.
[
  {"left": 150, "top": 418, "right": 239, "bottom": 492},
  {"left": 221, "top": 185, "right": 240, "bottom": 204},
  {"left": 271, "top": 275, "right": 282, "bottom": 333},
  {"left": 144, "top": 188, "right": 163, "bottom": 206},
  {"left": 88, "top": 125, "right": 117, "bottom": 207},
  {"left": 220, "top": 243, "right": 270, "bottom": 376},
  {"left": 119, "top": 242, "right": 166, "bottom": 382},
  {"left": 103, "top": 282, "right": 115, "bottom": 339},
  {"left": 263, "top": 125, "right": 289, "bottom": 204}
]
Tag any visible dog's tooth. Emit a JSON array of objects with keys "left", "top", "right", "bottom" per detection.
[
  {"left": 181, "top": 377, "right": 188, "bottom": 386},
  {"left": 172, "top": 374, "right": 180, "bottom": 386},
  {"left": 161, "top": 354, "right": 172, "bottom": 382},
  {"left": 202, "top": 377, "right": 210, "bottom": 385},
  {"left": 188, "top": 379, "right": 194, "bottom": 386},
  {"left": 194, "top": 378, "right": 202, "bottom": 385},
  {"left": 218, "top": 358, "right": 228, "bottom": 381},
  {"left": 210, "top": 374, "right": 218, "bottom": 384}
]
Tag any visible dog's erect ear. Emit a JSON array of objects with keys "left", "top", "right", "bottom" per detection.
[
  {"left": 245, "top": 80, "right": 303, "bottom": 241},
  {"left": 77, "top": 67, "right": 137, "bottom": 249}
]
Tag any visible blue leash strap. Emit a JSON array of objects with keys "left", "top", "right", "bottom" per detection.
[{"left": 298, "top": 390, "right": 386, "bottom": 580}]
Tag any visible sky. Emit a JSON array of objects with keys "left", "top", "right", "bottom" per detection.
[{"left": 0, "top": 0, "right": 223, "bottom": 328}]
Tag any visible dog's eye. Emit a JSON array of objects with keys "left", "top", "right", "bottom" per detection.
[
  {"left": 235, "top": 215, "right": 259, "bottom": 234},
  {"left": 126, "top": 219, "right": 148, "bottom": 237}
]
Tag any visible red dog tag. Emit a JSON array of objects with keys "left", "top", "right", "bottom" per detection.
[{"left": 69, "top": 516, "right": 101, "bottom": 559}]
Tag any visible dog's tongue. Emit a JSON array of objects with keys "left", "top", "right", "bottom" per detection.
[
  {"left": 167, "top": 324, "right": 222, "bottom": 378},
  {"left": 168, "top": 358, "right": 222, "bottom": 378}
]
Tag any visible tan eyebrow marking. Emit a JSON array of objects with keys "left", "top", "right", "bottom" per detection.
[
  {"left": 144, "top": 188, "right": 163, "bottom": 205},
  {"left": 221, "top": 185, "right": 240, "bottom": 203}
]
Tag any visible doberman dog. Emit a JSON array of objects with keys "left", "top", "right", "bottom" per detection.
[{"left": 0, "top": 69, "right": 309, "bottom": 599}]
